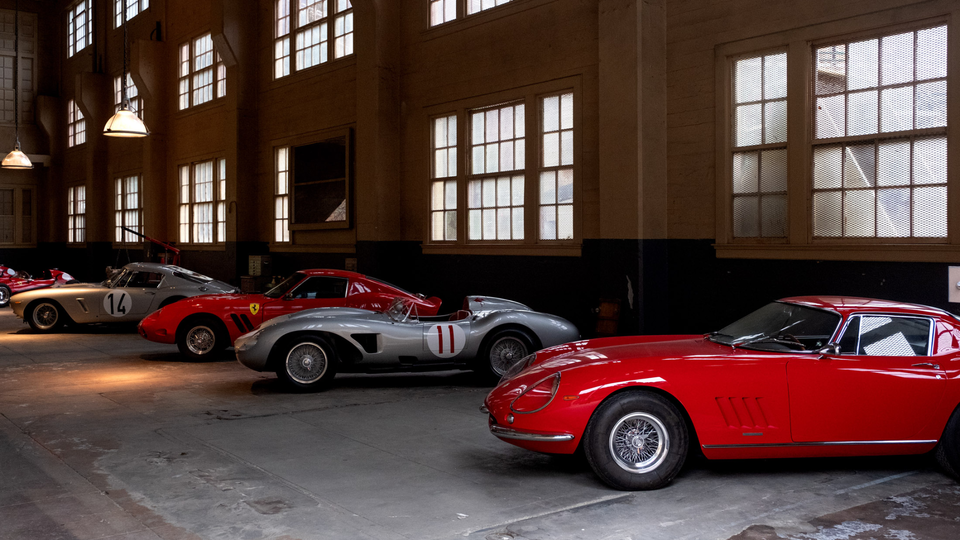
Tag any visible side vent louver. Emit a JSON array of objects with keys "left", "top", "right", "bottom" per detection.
[{"left": 715, "top": 397, "right": 774, "bottom": 429}]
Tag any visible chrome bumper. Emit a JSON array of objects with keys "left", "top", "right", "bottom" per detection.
[{"left": 489, "top": 425, "right": 575, "bottom": 442}]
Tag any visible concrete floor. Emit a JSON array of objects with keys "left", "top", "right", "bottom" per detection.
[{"left": 1, "top": 308, "right": 959, "bottom": 540}]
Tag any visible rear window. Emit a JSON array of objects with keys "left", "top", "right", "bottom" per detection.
[{"left": 171, "top": 267, "right": 214, "bottom": 284}]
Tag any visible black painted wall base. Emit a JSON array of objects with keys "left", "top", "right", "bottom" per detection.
[{"left": 5, "top": 239, "right": 956, "bottom": 338}]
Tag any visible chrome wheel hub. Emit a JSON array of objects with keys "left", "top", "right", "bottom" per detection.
[
  {"left": 609, "top": 412, "right": 669, "bottom": 474},
  {"left": 34, "top": 304, "right": 58, "bottom": 329},
  {"left": 186, "top": 326, "right": 215, "bottom": 355},
  {"left": 286, "top": 343, "right": 328, "bottom": 384},
  {"left": 489, "top": 337, "right": 527, "bottom": 376}
]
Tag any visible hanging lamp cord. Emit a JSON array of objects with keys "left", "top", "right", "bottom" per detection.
[
  {"left": 13, "top": 0, "right": 20, "bottom": 146},
  {"left": 121, "top": 2, "right": 129, "bottom": 106}
]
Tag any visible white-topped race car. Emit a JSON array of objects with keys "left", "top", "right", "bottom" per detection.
[{"left": 9, "top": 262, "right": 238, "bottom": 332}]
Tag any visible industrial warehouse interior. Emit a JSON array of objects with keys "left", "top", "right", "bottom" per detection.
[{"left": 2, "top": 1, "right": 960, "bottom": 539}]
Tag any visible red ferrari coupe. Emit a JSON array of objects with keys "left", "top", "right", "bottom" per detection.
[
  {"left": 484, "top": 296, "right": 960, "bottom": 490},
  {"left": 0, "top": 264, "right": 75, "bottom": 308},
  {"left": 138, "top": 269, "right": 442, "bottom": 359}
]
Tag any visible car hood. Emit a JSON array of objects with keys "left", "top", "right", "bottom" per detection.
[{"left": 531, "top": 334, "right": 723, "bottom": 372}]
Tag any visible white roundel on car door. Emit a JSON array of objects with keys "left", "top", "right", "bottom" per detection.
[
  {"left": 102, "top": 291, "right": 133, "bottom": 317},
  {"left": 426, "top": 323, "right": 466, "bottom": 358}
]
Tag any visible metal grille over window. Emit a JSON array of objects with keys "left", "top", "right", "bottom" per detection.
[
  {"left": 732, "top": 52, "right": 787, "bottom": 238},
  {"left": 275, "top": 147, "right": 290, "bottom": 242},
  {"left": 540, "top": 92, "right": 574, "bottom": 241},
  {"left": 431, "top": 115, "right": 457, "bottom": 241},
  {"left": 468, "top": 102, "right": 525, "bottom": 240},
  {"left": 812, "top": 25, "right": 947, "bottom": 239}
]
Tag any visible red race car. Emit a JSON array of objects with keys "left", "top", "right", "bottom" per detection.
[
  {"left": 484, "top": 296, "right": 960, "bottom": 490},
  {"left": 138, "top": 269, "right": 442, "bottom": 359},
  {"left": 0, "top": 264, "right": 75, "bottom": 308}
]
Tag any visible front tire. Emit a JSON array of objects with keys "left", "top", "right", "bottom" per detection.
[
  {"left": 583, "top": 391, "right": 688, "bottom": 490},
  {"left": 27, "top": 301, "right": 65, "bottom": 332},
  {"left": 935, "top": 405, "right": 960, "bottom": 479},
  {"left": 176, "top": 316, "right": 228, "bottom": 360},
  {"left": 275, "top": 335, "right": 338, "bottom": 391},
  {"left": 478, "top": 329, "right": 533, "bottom": 382},
  {"left": 0, "top": 284, "right": 11, "bottom": 308}
]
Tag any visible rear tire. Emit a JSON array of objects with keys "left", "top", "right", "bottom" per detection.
[
  {"left": 176, "top": 316, "right": 228, "bottom": 360},
  {"left": 477, "top": 329, "right": 533, "bottom": 383},
  {"left": 0, "top": 284, "right": 11, "bottom": 308},
  {"left": 583, "top": 391, "right": 688, "bottom": 490},
  {"left": 274, "top": 335, "right": 338, "bottom": 392},
  {"left": 935, "top": 405, "right": 960, "bottom": 479},
  {"left": 27, "top": 301, "right": 65, "bottom": 332}
]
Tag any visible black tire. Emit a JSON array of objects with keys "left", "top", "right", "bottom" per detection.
[
  {"left": 583, "top": 391, "right": 688, "bottom": 490},
  {"left": 27, "top": 300, "right": 65, "bottom": 332},
  {"left": 477, "top": 329, "right": 534, "bottom": 382},
  {"left": 935, "top": 405, "right": 960, "bottom": 479},
  {"left": 0, "top": 284, "right": 11, "bottom": 308},
  {"left": 274, "top": 335, "right": 338, "bottom": 391},
  {"left": 176, "top": 316, "right": 228, "bottom": 360}
]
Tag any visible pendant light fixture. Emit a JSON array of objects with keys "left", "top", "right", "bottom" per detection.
[
  {"left": 103, "top": 1, "right": 149, "bottom": 137},
  {"left": 2, "top": 0, "right": 33, "bottom": 169}
]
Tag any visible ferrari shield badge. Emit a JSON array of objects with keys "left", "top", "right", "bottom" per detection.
[{"left": 249, "top": 303, "right": 260, "bottom": 316}]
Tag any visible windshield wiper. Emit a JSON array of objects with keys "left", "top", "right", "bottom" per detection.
[{"left": 733, "top": 334, "right": 806, "bottom": 351}]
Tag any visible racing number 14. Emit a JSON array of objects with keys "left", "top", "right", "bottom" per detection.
[{"left": 106, "top": 292, "right": 127, "bottom": 315}]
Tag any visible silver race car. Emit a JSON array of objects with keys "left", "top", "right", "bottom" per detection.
[
  {"left": 10, "top": 262, "right": 238, "bottom": 332},
  {"left": 235, "top": 295, "right": 580, "bottom": 390}
]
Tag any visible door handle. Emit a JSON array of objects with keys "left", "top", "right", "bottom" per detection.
[{"left": 911, "top": 362, "right": 940, "bottom": 369}]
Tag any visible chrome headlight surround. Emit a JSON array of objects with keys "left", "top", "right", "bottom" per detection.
[{"left": 501, "top": 352, "right": 537, "bottom": 381}]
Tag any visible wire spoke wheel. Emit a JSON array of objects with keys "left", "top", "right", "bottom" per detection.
[
  {"left": 32, "top": 303, "right": 60, "bottom": 330},
  {"left": 186, "top": 326, "right": 216, "bottom": 355},
  {"left": 489, "top": 336, "right": 528, "bottom": 377},
  {"left": 286, "top": 342, "right": 329, "bottom": 385},
  {"left": 608, "top": 412, "right": 669, "bottom": 474},
  {"left": 0, "top": 285, "right": 10, "bottom": 306}
]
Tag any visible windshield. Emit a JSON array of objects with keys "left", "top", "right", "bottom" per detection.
[
  {"left": 105, "top": 268, "right": 131, "bottom": 287},
  {"left": 709, "top": 302, "right": 841, "bottom": 352},
  {"left": 264, "top": 273, "right": 305, "bottom": 299},
  {"left": 386, "top": 296, "right": 416, "bottom": 322}
]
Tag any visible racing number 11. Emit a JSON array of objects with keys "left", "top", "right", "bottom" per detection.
[{"left": 436, "top": 325, "right": 454, "bottom": 354}]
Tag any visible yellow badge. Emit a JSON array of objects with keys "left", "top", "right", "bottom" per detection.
[{"left": 249, "top": 303, "right": 260, "bottom": 315}]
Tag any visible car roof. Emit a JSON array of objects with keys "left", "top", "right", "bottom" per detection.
[
  {"left": 782, "top": 296, "right": 953, "bottom": 319},
  {"left": 297, "top": 269, "right": 366, "bottom": 279}
]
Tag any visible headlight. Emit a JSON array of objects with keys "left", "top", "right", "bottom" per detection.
[
  {"left": 501, "top": 353, "right": 536, "bottom": 381},
  {"left": 510, "top": 373, "right": 560, "bottom": 414}
]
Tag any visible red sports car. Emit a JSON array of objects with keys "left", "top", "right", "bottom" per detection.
[
  {"left": 484, "top": 296, "right": 960, "bottom": 490},
  {"left": 138, "top": 269, "right": 442, "bottom": 359},
  {"left": 0, "top": 264, "right": 75, "bottom": 308}
]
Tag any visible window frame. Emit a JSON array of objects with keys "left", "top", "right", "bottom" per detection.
[
  {"left": 114, "top": 174, "right": 142, "bottom": 246},
  {"left": 67, "top": 0, "right": 93, "bottom": 58},
  {"left": 178, "top": 158, "right": 227, "bottom": 246},
  {"left": 274, "top": 146, "right": 291, "bottom": 243},
  {"left": 67, "top": 184, "right": 86, "bottom": 245},
  {"left": 422, "top": 79, "right": 582, "bottom": 256},
  {"left": 836, "top": 313, "right": 935, "bottom": 356},
  {"left": 428, "top": 0, "right": 515, "bottom": 28},
  {"left": 273, "top": 0, "right": 354, "bottom": 80},
  {"left": 1, "top": 10, "right": 36, "bottom": 126},
  {"left": 67, "top": 99, "right": 86, "bottom": 147},
  {"left": 178, "top": 33, "right": 226, "bottom": 111},
  {"left": 714, "top": 10, "right": 959, "bottom": 262},
  {"left": 115, "top": 0, "right": 149, "bottom": 28},
  {"left": 114, "top": 73, "right": 144, "bottom": 120}
]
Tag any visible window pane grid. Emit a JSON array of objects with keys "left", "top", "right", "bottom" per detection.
[
  {"left": 179, "top": 35, "right": 224, "bottom": 109},
  {"left": 114, "top": 74, "right": 143, "bottom": 118},
  {"left": 467, "top": 0, "right": 512, "bottom": 16},
  {"left": 115, "top": 176, "right": 141, "bottom": 243},
  {"left": 812, "top": 137, "right": 946, "bottom": 238},
  {"left": 68, "top": 1, "right": 93, "bottom": 58},
  {"left": 115, "top": 0, "right": 148, "bottom": 28},
  {"left": 468, "top": 175, "right": 524, "bottom": 241},
  {"left": 430, "top": 0, "right": 456, "bottom": 26},
  {"left": 539, "top": 93, "right": 574, "bottom": 240},
  {"left": 179, "top": 160, "right": 224, "bottom": 244},
  {"left": 732, "top": 149, "right": 788, "bottom": 238},
  {"left": 815, "top": 25, "right": 947, "bottom": 139},
  {"left": 275, "top": 147, "right": 290, "bottom": 242},
  {"left": 67, "top": 185, "right": 86, "bottom": 243},
  {"left": 431, "top": 114, "right": 458, "bottom": 241},
  {"left": 68, "top": 99, "right": 85, "bottom": 147},
  {"left": 733, "top": 53, "right": 787, "bottom": 148}
]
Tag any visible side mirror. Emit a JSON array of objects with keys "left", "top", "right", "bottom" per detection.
[{"left": 814, "top": 343, "right": 839, "bottom": 356}]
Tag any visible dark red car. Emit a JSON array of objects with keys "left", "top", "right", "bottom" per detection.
[
  {"left": 485, "top": 296, "right": 960, "bottom": 490},
  {"left": 0, "top": 264, "right": 75, "bottom": 308},
  {"left": 138, "top": 269, "right": 442, "bottom": 359}
]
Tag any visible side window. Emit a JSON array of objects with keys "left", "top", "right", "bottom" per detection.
[
  {"left": 289, "top": 277, "right": 348, "bottom": 299},
  {"left": 838, "top": 315, "right": 931, "bottom": 356},
  {"left": 126, "top": 272, "right": 163, "bottom": 288}
]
